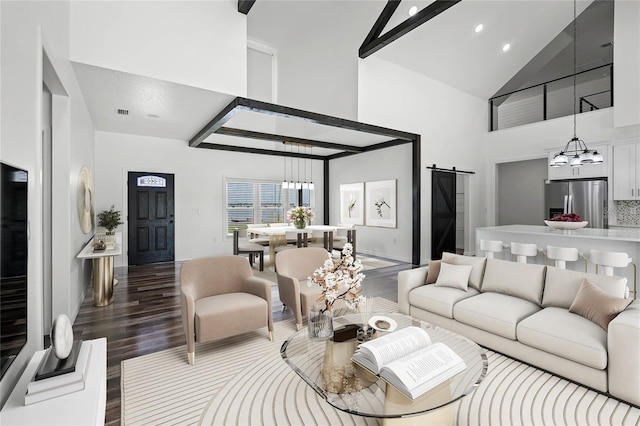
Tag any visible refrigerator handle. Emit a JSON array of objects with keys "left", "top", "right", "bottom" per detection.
[{"left": 563, "top": 195, "right": 573, "bottom": 213}]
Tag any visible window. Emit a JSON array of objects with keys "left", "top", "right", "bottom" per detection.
[{"left": 226, "top": 179, "right": 313, "bottom": 233}]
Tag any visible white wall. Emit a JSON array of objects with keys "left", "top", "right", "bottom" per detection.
[
  {"left": 94, "top": 131, "right": 324, "bottom": 267},
  {"left": 613, "top": 0, "right": 640, "bottom": 128},
  {"left": 69, "top": 0, "right": 247, "bottom": 96},
  {"left": 330, "top": 144, "right": 413, "bottom": 262},
  {"left": 0, "top": 0, "right": 95, "bottom": 408},
  {"left": 354, "top": 57, "right": 488, "bottom": 263}
]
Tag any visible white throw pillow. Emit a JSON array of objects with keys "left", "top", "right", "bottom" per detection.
[{"left": 434, "top": 263, "right": 473, "bottom": 291}]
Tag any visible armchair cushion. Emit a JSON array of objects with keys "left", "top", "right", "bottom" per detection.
[{"left": 196, "top": 293, "right": 268, "bottom": 342}]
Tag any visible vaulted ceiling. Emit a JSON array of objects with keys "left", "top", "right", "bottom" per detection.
[{"left": 75, "top": 0, "right": 612, "bottom": 147}]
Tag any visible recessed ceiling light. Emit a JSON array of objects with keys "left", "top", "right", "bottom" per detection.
[
  {"left": 408, "top": 5, "right": 418, "bottom": 16},
  {"left": 474, "top": 24, "right": 484, "bottom": 33},
  {"left": 502, "top": 43, "right": 511, "bottom": 52}
]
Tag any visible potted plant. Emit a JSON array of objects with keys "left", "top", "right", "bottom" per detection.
[{"left": 98, "top": 205, "right": 124, "bottom": 236}]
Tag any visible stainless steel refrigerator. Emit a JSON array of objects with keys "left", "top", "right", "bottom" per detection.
[{"left": 544, "top": 179, "right": 608, "bottom": 228}]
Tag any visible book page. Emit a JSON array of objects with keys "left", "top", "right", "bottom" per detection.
[
  {"left": 381, "top": 342, "right": 465, "bottom": 398},
  {"left": 355, "top": 326, "right": 432, "bottom": 372}
]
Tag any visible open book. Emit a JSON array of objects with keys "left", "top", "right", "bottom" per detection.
[{"left": 351, "top": 326, "right": 466, "bottom": 400}]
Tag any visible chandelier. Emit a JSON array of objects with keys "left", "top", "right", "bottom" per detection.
[
  {"left": 282, "top": 142, "right": 314, "bottom": 190},
  {"left": 549, "top": 0, "right": 603, "bottom": 168}
]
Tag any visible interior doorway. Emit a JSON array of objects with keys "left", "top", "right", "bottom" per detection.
[
  {"left": 127, "top": 172, "right": 175, "bottom": 265},
  {"left": 431, "top": 170, "right": 457, "bottom": 260}
]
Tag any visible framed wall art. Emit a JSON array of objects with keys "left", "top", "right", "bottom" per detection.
[
  {"left": 365, "top": 179, "right": 396, "bottom": 228},
  {"left": 339, "top": 183, "right": 364, "bottom": 225}
]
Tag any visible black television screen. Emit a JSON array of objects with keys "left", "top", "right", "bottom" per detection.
[{"left": 0, "top": 161, "right": 28, "bottom": 379}]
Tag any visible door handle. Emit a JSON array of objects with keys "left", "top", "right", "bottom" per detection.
[{"left": 169, "top": 220, "right": 174, "bottom": 223}]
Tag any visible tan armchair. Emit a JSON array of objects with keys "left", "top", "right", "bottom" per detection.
[
  {"left": 275, "top": 247, "right": 331, "bottom": 330},
  {"left": 180, "top": 255, "right": 274, "bottom": 365}
]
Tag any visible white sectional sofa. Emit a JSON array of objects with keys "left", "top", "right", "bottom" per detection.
[{"left": 398, "top": 252, "right": 640, "bottom": 406}]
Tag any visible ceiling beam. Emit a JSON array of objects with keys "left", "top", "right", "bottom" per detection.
[
  {"left": 199, "top": 142, "right": 325, "bottom": 160},
  {"left": 359, "top": 0, "right": 461, "bottom": 59},
  {"left": 238, "top": 0, "right": 256, "bottom": 15},
  {"left": 215, "top": 127, "right": 364, "bottom": 152},
  {"left": 233, "top": 97, "right": 416, "bottom": 141},
  {"left": 360, "top": 0, "right": 400, "bottom": 52},
  {"left": 189, "top": 98, "right": 241, "bottom": 147}
]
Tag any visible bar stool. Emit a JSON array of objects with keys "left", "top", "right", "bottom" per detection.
[
  {"left": 480, "top": 239, "right": 505, "bottom": 259},
  {"left": 545, "top": 245, "right": 583, "bottom": 270},
  {"left": 510, "top": 242, "right": 539, "bottom": 263},
  {"left": 590, "top": 250, "right": 637, "bottom": 298}
]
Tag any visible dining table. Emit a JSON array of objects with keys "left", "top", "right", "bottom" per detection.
[{"left": 251, "top": 225, "right": 338, "bottom": 266}]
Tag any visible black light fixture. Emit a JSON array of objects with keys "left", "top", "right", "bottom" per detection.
[{"left": 550, "top": 0, "right": 604, "bottom": 168}]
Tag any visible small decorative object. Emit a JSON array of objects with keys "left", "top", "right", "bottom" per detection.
[
  {"left": 307, "top": 243, "right": 365, "bottom": 340},
  {"left": 97, "top": 204, "right": 124, "bottom": 236},
  {"left": 356, "top": 327, "right": 375, "bottom": 343},
  {"left": 368, "top": 315, "right": 398, "bottom": 332},
  {"left": 287, "top": 206, "right": 315, "bottom": 229},
  {"left": 50, "top": 314, "right": 74, "bottom": 359},
  {"left": 93, "top": 239, "right": 107, "bottom": 252},
  {"left": 545, "top": 212, "right": 588, "bottom": 230},
  {"left": 308, "top": 304, "right": 334, "bottom": 341},
  {"left": 34, "top": 314, "right": 83, "bottom": 382}
]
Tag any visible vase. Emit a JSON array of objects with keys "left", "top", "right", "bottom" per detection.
[
  {"left": 294, "top": 219, "right": 307, "bottom": 229},
  {"left": 308, "top": 304, "right": 333, "bottom": 340}
]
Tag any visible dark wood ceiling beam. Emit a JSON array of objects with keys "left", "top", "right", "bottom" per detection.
[
  {"left": 360, "top": 0, "right": 400, "bottom": 51},
  {"left": 199, "top": 142, "right": 324, "bottom": 160},
  {"left": 359, "top": 0, "right": 461, "bottom": 59},
  {"left": 238, "top": 0, "right": 256, "bottom": 15},
  {"left": 214, "top": 127, "right": 364, "bottom": 152},
  {"left": 233, "top": 97, "right": 416, "bottom": 141},
  {"left": 326, "top": 138, "right": 410, "bottom": 160},
  {"left": 189, "top": 98, "right": 241, "bottom": 147}
]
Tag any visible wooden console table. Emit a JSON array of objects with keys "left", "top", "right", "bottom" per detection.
[{"left": 0, "top": 338, "right": 107, "bottom": 425}]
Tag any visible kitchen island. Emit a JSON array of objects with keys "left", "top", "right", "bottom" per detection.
[{"left": 476, "top": 225, "right": 639, "bottom": 297}]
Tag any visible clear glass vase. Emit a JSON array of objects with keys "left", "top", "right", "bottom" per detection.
[
  {"left": 308, "top": 304, "right": 333, "bottom": 340},
  {"left": 294, "top": 219, "right": 307, "bottom": 229}
]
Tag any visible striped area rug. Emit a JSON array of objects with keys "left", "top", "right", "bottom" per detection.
[{"left": 121, "top": 298, "right": 640, "bottom": 425}]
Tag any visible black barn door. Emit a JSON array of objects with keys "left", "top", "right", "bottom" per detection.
[
  {"left": 128, "top": 172, "right": 175, "bottom": 265},
  {"left": 431, "top": 170, "right": 456, "bottom": 260}
]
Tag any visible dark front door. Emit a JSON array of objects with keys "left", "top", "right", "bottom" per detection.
[
  {"left": 431, "top": 170, "right": 456, "bottom": 260},
  {"left": 128, "top": 172, "right": 175, "bottom": 265}
]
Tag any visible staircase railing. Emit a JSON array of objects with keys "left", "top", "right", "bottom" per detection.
[{"left": 489, "top": 63, "right": 613, "bottom": 131}]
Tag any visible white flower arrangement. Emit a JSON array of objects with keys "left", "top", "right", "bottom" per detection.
[
  {"left": 287, "top": 206, "right": 315, "bottom": 223},
  {"left": 308, "top": 243, "right": 365, "bottom": 312}
]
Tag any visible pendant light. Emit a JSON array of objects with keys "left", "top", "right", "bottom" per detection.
[{"left": 550, "top": 0, "right": 604, "bottom": 168}]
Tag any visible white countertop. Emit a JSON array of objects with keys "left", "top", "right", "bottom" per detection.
[
  {"left": 77, "top": 237, "right": 122, "bottom": 259},
  {"left": 476, "top": 225, "right": 640, "bottom": 243}
]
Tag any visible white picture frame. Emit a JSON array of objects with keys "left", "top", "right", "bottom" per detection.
[
  {"left": 365, "top": 179, "right": 396, "bottom": 228},
  {"left": 339, "top": 183, "right": 364, "bottom": 225}
]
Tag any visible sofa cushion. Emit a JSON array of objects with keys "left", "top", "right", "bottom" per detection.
[
  {"left": 480, "top": 258, "right": 546, "bottom": 305},
  {"left": 569, "top": 279, "right": 632, "bottom": 330},
  {"left": 517, "top": 307, "right": 608, "bottom": 370},
  {"left": 453, "top": 292, "right": 541, "bottom": 340},
  {"left": 409, "top": 285, "right": 480, "bottom": 318},
  {"left": 434, "top": 263, "right": 473, "bottom": 290},
  {"left": 441, "top": 252, "right": 487, "bottom": 291},
  {"left": 542, "top": 266, "right": 628, "bottom": 309},
  {"left": 426, "top": 257, "right": 458, "bottom": 284}
]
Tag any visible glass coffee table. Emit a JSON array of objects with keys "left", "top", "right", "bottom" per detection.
[{"left": 280, "top": 312, "right": 487, "bottom": 424}]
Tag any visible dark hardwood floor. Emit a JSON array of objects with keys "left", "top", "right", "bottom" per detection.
[{"left": 71, "top": 257, "right": 413, "bottom": 425}]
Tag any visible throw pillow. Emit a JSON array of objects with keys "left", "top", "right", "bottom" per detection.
[
  {"left": 426, "top": 258, "right": 458, "bottom": 284},
  {"left": 434, "top": 263, "right": 473, "bottom": 291},
  {"left": 569, "top": 278, "right": 632, "bottom": 330}
]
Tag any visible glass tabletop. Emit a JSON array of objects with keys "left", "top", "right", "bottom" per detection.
[{"left": 280, "top": 311, "right": 488, "bottom": 419}]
